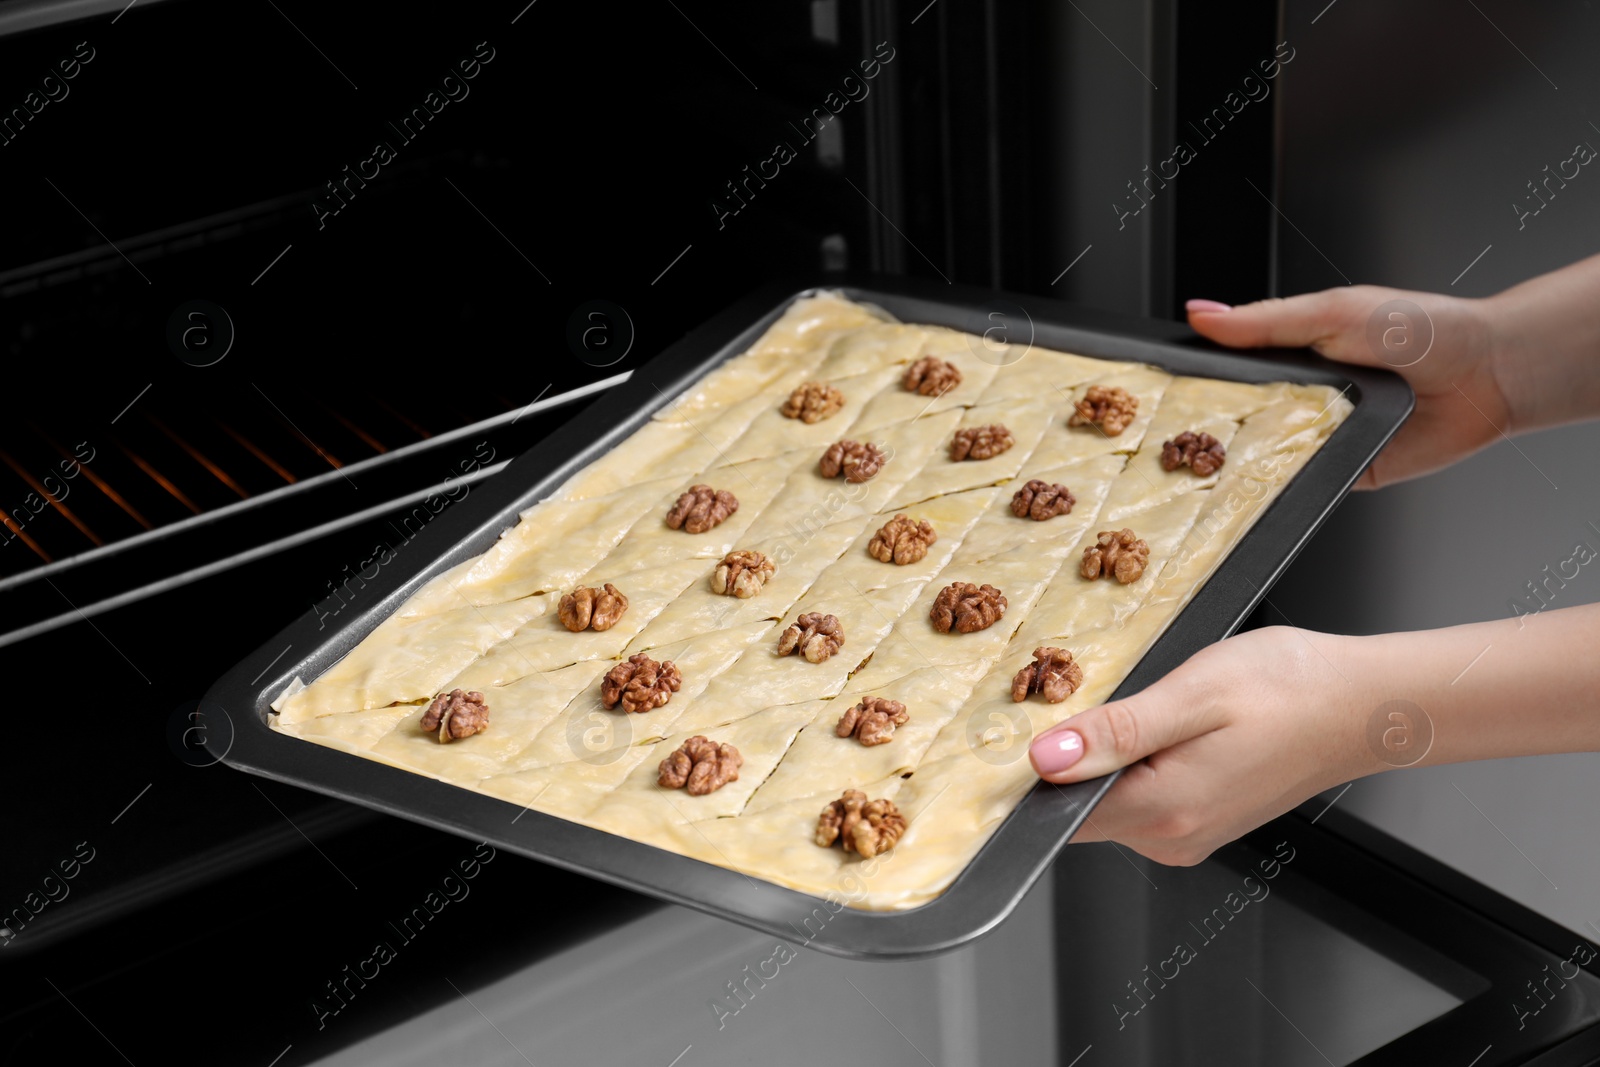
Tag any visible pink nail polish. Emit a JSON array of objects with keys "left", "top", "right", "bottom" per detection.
[
  {"left": 1185, "top": 299, "right": 1232, "bottom": 313},
  {"left": 1030, "top": 728, "right": 1084, "bottom": 776}
]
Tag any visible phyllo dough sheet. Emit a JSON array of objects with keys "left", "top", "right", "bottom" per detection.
[{"left": 271, "top": 292, "right": 1352, "bottom": 911}]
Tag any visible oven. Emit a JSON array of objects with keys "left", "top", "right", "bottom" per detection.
[{"left": 5, "top": 1, "right": 1598, "bottom": 1064}]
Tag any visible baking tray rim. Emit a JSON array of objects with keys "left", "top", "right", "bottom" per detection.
[{"left": 201, "top": 274, "right": 1414, "bottom": 961}]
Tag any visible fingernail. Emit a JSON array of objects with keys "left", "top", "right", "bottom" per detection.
[
  {"left": 1030, "top": 728, "right": 1084, "bottom": 776},
  {"left": 1186, "top": 299, "right": 1232, "bottom": 313}
]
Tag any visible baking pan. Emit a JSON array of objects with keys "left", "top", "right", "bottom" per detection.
[{"left": 202, "top": 275, "right": 1412, "bottom": 960}]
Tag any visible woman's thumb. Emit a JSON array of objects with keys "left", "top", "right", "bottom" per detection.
[
  {"left": 1186, "top": 291, "right": 1371, "bottom": 358},
  {"left": 1029, "top": 682, "right": 1217, "bottom": 784}
]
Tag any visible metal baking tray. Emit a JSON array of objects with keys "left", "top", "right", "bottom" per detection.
[{"left": 203, "top": 275, "right": 1412, "bottom": 960}]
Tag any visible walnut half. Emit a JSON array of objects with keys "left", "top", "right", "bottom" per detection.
[
  {"left": 949, "top": 424, "right": 1015, "bottom": 462},
  {"left": 902, "top": 355, "right": 963, "bottom": 397},
  {"left": 815, "top": 790, "right": 907, "bottom": 858},
  {"left": 658, "top": 735, "right": 742, "bottom": 796},
  {"left": 1012, "top": 647, "right": 1084, "bottom": 704},
  {"left": 777, "top": 612, "right": 844, "bottom": 663},
  {"left": 1068, "top": 385, "right": 1139, "bottom": 436},
  {"left": 711, "top": 549, "right": 776, "bottom": 598},
  {"left": 836, "top": 697, "right": 910, "bottom": 746},
  {"left": 420, "top": 689, "right": 489, "bottom": 743},
  {"left": 559, "top": 583, "right": 629, "bottom": 632},
  {"left": 1010, "top": 479, "right": 1075, "bottom": 521},
  {"left": 781, "top": 381, "right": 846, "bottom": 423},
  {"left": 1080, "top": 528, "right": 1149, "bottom": 584},
  {"left": 819, "top": 439, "right": 887, "bottom": 483},
  {"left": 1161, "top": 431, "right": 1227, "bottom": 476},
  {"left": 868, "top": 514, "right": 936, "bottom": 566},
  {"left": 665, "top": 484, "right": 739, "bottom": 534},
  {"left": 930, "top": 582, "right": 1007, "bottom": 634},
  {"left": 601, "top": 653, "right": 683, "bottom": 714}
]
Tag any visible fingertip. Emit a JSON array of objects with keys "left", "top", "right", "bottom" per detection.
[
  {"left": 1029, "top": 726, "right": 1084, "bottom": 781},
  {"left": 1186, "top": 302, "right": 1263, "bottom": 350}
]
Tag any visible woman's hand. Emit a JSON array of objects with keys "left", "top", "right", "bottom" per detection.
[
  {"left": 1185, "top": 285, "right": 1505, "bottom": 490},
  {"left": 1028, "top": 604, "right": 1600, "bottom": 867},
  {"left": 1029, "top": 626, "right": 1370, "bottom": 866}
]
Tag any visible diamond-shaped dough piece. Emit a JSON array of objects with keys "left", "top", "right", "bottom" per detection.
[
  {"left": 813, "top": 321, "right": 933, "bottom": 380},
  {"left": 586, "top": 701, "right": 818, "bottom": 836},
  {"left": 864, "top": 556, "right": 1061, "bottom": 676},
  {"left": 1008, "top": 490, "right": 1209, "bottom": 648},
  {"left": 442, "top": 559, "right": 709, "bottom": 690},
  {"left": 1148, "top": 391, "right": 1351, "bottom": 605},
  {"left": 663, "top": 770, "right": 910, "bottom": 900},
  {"left": 652, "top": 293, "right": 873, "bottom": 425},
  {"left": 952, "top": 453, "right": 1125, "bottom": 566},
  {"left": 362, "top": 660, "right": 612, "bottom": 783},
  {"left": 849, "top": 330, "right": 1003, "bottom": 431},
  {"left": 741, "top": 291, "right": 891, "bottom": 362},
  {"left": 826, "top": 486, "right": 1001, "bottom": 596},
  {"left": 472, "top": 748, "right": 658, "bottom": 822},
  {"left": 593, "top": 450, "right": 810, "bottom": 575},
  {"left": 1098, "top": 416, "right": 1238, "bottom": 523},
  {"left": 553, "top": 391, "right": 784, "bottom": 501},
  {"left": 629, "top": 517, "right": 869, "bottom": 652},
  {"left": 399, "top": 473, "right": 692, "bottom": 615},
  {"left": 668, "top": 576, "right": 932, "bottom": 729},
  {"left": 272, "top": 704, "right": 418, "bottom": 751},
  {"left": 924, "top": 602, "right": 1182, "bottom": 765},
  {"left": 884, "top": 398, "right": 1059, "bottom": 509},
  {"left": 746, "top": 661, "right": 989, "bottom": 815},
  {"left": 1094, "top": 374, "right": 1290, "bottom": 522},
  {"left": 979, "top": 346, "right": 1139, "bottom": 404},
  {"left": 837, "top": 755, "right": 1038, "bottom": 911},
  {"left": 736, "top": 409, "right": 963, "bottom": 542},
  {"left": 1018, "top": 365, "right": 1174, "bottom": 471},
  {"left": 274, "top": 595, "right": 554, "bottom": 723},
  {"left": 513, "top": 622, "right": 775, "bottom": 767},
  {"left": 721, "top": 364, "right": 904, "bottom": 466}
]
